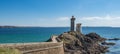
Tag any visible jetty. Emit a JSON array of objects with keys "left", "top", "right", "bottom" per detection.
[{"left": 0, "top": 36, "right": 64, "bottom": 54}]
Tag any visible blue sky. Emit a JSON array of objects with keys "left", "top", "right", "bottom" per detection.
[{"left": 0, "top": 0, "right": 120, "bottom": 27}]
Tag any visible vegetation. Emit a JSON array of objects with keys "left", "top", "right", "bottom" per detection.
[{"left": 0, "top": 48, "right": 21, "bottom": 54}]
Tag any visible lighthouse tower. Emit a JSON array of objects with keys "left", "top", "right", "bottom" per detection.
[
  {"left": 76, "top": 23, "right": 82, "bottom": 33},
  {"left": 70, "top": 16, "right": 75, "bottom": 32}
]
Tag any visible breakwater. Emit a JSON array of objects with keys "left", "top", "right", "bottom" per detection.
[{"left": 0, "top": 36, "right": 64, "bottom": 54}]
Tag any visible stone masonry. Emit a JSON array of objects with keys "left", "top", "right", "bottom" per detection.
[
  {"left": 70, "top": 16, "right": 75, "bottom": 31},
  {"left": 76, "top": 23, "right": 82, "bottom": 33}
]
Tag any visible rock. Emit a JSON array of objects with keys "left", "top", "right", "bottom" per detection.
[
  {"left": 46, "top": 38, "right": 52, "bottom": 42},
  {"left": 58, "top": 31, "right": 110, "bottom": 54},
  {"left": 85, "top": 32, "right": 106, "bottom": 42},
  {"left": 108, "top": 38, "right": 120, "bottom": 41},
  {"left": 101, "top": 42, "right": 115, "bottom": 45}
]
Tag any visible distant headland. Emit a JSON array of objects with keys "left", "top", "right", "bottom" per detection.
[
  {"left": 0, "top": 26, "right": 19, "bottom": 28},
  {"left": 0, "top": 26, "right": 40, "bottom": 28}
]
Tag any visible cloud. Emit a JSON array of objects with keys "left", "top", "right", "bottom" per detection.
[
  {"left": 36, "top": 15, "right": 120, "bottom": 27},
  {"left": 35, "top": 17, "right": 70, "bottom": 27},
  {"left": 56, "top": 17, "right": 69, "bottom": 21},
  {"left": 77, "top": 15, "right": 120, "bottom": 27}
]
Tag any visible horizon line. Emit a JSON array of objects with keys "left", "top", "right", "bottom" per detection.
[{"left": 0, "top": 25, "right": 120, "bottom": 28}]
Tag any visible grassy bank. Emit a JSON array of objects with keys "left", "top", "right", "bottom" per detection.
[{"left": 0, "top": 48, "right": 21, "bottom": 54}]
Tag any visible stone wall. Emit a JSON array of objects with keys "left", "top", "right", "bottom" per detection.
[{"left": 0, "top": 36, "right": 64, "bottom": 54}]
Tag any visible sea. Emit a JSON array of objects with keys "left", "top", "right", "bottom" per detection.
[{"left": 0, "top": 27, "right": 120, "bottom": 54}]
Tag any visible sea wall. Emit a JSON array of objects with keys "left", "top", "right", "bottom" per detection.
[{"left": 0, "top": 36, "right": 64, "bottom": 54}]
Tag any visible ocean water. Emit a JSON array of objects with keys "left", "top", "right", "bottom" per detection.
[
  {"left": 0, "top": 27, "right": 120, "bottom": 54},
  {"left": 0, "top": 27, "right": 69, "bottom": 43}
]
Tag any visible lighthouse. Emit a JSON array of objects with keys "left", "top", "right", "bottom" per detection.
[{"left": 70, "top": 16, "right": 75, "bottom": 31}]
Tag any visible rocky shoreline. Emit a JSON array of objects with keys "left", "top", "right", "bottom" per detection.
[
  {"left": 51, "top": 16, "right": 118, "bottom": 54},
  {"left": 55, "top": 31, "right": 112, "bottom": 54}
]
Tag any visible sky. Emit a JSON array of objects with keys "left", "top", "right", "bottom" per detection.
[{"left": 0, "top": 0, "right": 120, "bottom": 27}]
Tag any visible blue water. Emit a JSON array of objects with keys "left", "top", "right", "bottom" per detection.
[
  {"left": 0, "top": 27, "right": 69, "bottom": 43},
  {"left": 0, "top": 27, "right": 120, "bottom": 54}
]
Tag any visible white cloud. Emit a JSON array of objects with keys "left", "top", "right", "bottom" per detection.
[
  {"left": 35, "top": 17, "right": 70, "bottom": 27},
  {"left": 34, "top": 15, "right": 120, "bottom": 27},
  {"left": 76, "top": 15, "right": 120, "bottom": 27},
  {"left": 56, "top": 17, "right": 69, "bottom": 21}
]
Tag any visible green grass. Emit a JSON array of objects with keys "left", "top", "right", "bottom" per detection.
[{"left": 0, "top": 48, "right": 21, "bottom": 54}]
